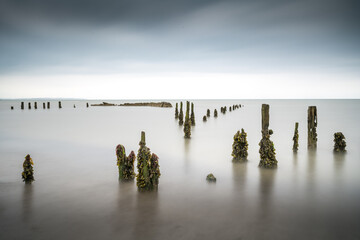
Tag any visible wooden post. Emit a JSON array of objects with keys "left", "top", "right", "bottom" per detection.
[
  {"left": 58, "top": 101, "right": 62, "bottom": 109},
  {"left": 21, "top": 102, "right": 24, "bottom": 110},
  {"left": 140, "top": 131, "right": 146, "bottom": 146},
  {"left": 28, "top": 102, "right": 31, "bottom": 110},
  {"left": 86, "top": 103, "right": 89, "bottom": 108},
  {"left": 34, "top": 102, "right": 37, "bottom": 109},
  {"left": 261, "top": 104, "right": 269, "bottom": 135},
  {"left": 293, "top": 122, "right": 299, "bottom": 152},
  {"left": 47, "top": 102, "right": 50, "bottom": 109},
  {"left": 43, "top": 102, "right": 46, "bottom": 109},
  {"left": 11, "top": 106, "right": 14, "bottom": 110},
  {"left": 307, "top": 106, "right": 317, "bottom": 149}
]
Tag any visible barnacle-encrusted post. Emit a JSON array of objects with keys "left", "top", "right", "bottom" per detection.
[
  {"left": 149, "top": 153, "right": 161, "bottom": 190},
  {"left": 214, "top": 109, "right": 218, "bottom": 117},
  {"left": 22, "top": 154, "right": 34, "bottom": 184},
  {"left": 21, "top": 102, "right": 24, "bottom": 110},
  {"left": 292, "top": 122, "right": 299, "bottom": 152},
  {"left": 175, "top": 102, "right": 179, "bottom": 119},
  {"left": 116, "top": 144, "right": 135, "bottom": 180},
  {"left": 179, "top": 102, "right": 184, "bottom": 125},
  {"left": 258, "top": 104, "right": 277, "bottom": 168},
  {"left": 190, "top": 102, "right": 195, "bottom": 126},
  {"left": 203, "top": 115, "right": 207, "bottom": 122},
  {"left": 232, "top": 128, "right": 248, "bottom": 162},
  {"left": 307, "top": 106, "right": 317, "bottom": 149},
  {"left": 184, "top": 101, "right": 191, "bottom": 138},
  {"left": 58, "top": 101, "right": 62, "bottom": 109},
  {"left": 207, "top": 109, "right": 210, "bottom": 117},
  {"left": 136, "top": 131, "right": 151, "bottom": 190},
  {"left": 333, "top": 132, "right": 346, "bottom": 152}
]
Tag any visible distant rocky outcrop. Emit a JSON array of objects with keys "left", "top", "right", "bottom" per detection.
[{"left": 91, "top": 102, "right": 116, "bottom": 106}]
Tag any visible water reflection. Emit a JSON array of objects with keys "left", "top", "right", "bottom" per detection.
[
  {"left": 22, "top": 184, "right": 33, "bottom": 223},
  {"left": 133, "top": 191, "right": 159, "bottom": 239},
  {"left": 306, "top": 150, "right": 317, "bottom": 195},
  {"left": 333, "top": 152, "right": 346, "bottom": 186},
  {"left": 232, "top": 162, "right": 247, "bottom": 193},
  {"left": 184, "top": 138, "right": 190, "bottom": 173},
  {"left": 258, "top": 168, "right": 276, "bottom": 217},
  {"left": 114, "top": 181, "right": 136, "bottom": 235}
]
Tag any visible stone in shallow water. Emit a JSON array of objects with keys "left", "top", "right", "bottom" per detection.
[{"left": 206, "top": 173, "right": 216, "bottom": 182}]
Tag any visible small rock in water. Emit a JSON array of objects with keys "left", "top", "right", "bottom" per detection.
[{"left": 206, "top": 173, "right": 216, "bottom": 182}]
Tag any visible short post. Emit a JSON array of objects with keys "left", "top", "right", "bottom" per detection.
[
  {"left": 58, "top": 101, "right": 62, "bottom": 109},
  {"left": 21, "top": 102, "right": 24, "bottom": 110},
  {"left": 34, "top": 102, "right": 37, "bottom": 109},
  {"left": 47, "top": 102, "right": 50, "bottom": 109},
  {"left": 28, "top": 102, "right": 31, "bottom": 110},
  {"left": 307, "top": 106, "right": 317, "bottom": 149}
]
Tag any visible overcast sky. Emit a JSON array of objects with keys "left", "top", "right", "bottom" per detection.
[{"left": 0, "top": 0, "right": 359, "bottom": 99}]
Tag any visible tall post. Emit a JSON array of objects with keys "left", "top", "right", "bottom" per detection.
[
  {"left": 259, "top": 104, "right": 277, "bottom": 168},
  {"left": 293, "top": 122, "right": 299, "bottom": 152},
  {"left": 307, "top": 106, "right": 317, "bottom": 149}
]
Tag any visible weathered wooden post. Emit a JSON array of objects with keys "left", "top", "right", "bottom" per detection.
[
  {"left": 203, "top": 115, "right": 207, "bottom": 122},
  {"left": 21, "top": 102, "right": 24, "bottom": 110},
  {"left": 175, "top": 103, "right": 179, "bottom": 119},
  {"left": 116, "top": 145, "right": 136, "bottom": 180},
  {"left": 22, "top": 154, "right": 34, "bottom": 183},
  {"left": 232, "top": 128, "right": 248, "bottom": 162},
  {"left": 307, "top": 106, "right": 317, "bottom": 149},
  {"left": 333, "top": 132, "right": 346, "bottom": 152},
  {"left": 11, "top": 106, "right": 14, "bottom": 110},
  {"left": 207, "top": 109, "right": 210, "bottom": 117},
  {"left": 34, "top": 102, "right": 37, "bottom": 109},
  {"left": 179, "top": 102, "right": 184, "bottom": 125},
  {"left": 229, "top": 106, "right": 232, "bottom": 112},
  {"left": 43, "top": 102, "right": 46, "bottom": 109},
  {"left": 258, "top": 104, "right": 277, "bottom": 168},
  {"left": 86, "top": 103, "right": 89, "bottom": 108},
  {"left": 73, "top": 104, "right": 76, "bottom": 108},
  {"left": 184, "top": 101, "right": 191, "bottom": 138},
  {"left": 136, "top": 131, "right": 160, "bottom": 190},
  {"left": 214, "top": 109, "right": 218, "bottom": 117},
  {"left": 58, "top": 101, "right": 62, "bottom": 109},
  {"left": 190, "top": 102, "right": 195, "bottom": 126},
  {"left": 293, "top": 122, "right": 299, "bottom": 152},
  {"left": 28, "top": 102, "right": 31, "bottom": 110},
  {"left": 47, "top": 102, "right": 50, "bottom": 109}
]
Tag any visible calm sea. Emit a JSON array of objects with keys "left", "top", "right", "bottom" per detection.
[{"left": 0, "top": 99, "right": 359, "bottom": 239}]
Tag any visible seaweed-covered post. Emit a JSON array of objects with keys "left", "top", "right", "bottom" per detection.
[
  {"left": 203, "top": 115, "right": 207, "bottom": 122},
  {"left": 214, "top": 109, "right": 218, "bottom": 117},
  {"left": 21, "top": 102, "right": 24, "bottom": 110},
  {"left": 22, "top": 154, "right": 34, "bottom": 183},
  {"left": 149, "top": 153, "right": 161, "bottom": 190},
  {"left": 258, "top": 104, "right": 277, "bottom": 168},
  {"left": 307, "top": 106, "right": 317, "bottom": 149},
  {"left": 207, "top": 109, "right": 210, "bottom": 117},
  {"left": 47, "top": 102, "right": 50, "bottom": 109},
  {"left": 334, "top": 132, "right": 346, "bottom": 152},
  {"left": 116, "top": 144, "right": 126, "bottom": 179},
  {"left": 292, "top": 122, "right": 299, "bottom": 152},
  {"left": 58, "top": 101, "right": 62, "bottom": 109},
  {"left": 136, "top": 131, "right": 151, "bottom": 190},
  {"left": 43, "top": 102, "right": 46, "bottom": 109},
  {"left": 179, "top": 102, "right": 184, "bottom": 125},
  {"left": 190, "top": 102, "right": 195, "bottom": 126},
  {"left": 34, "top": 102, "right": 37, "bottom": 109},
  {"left": 28, "top": 102, "right": 31, "bottom": 109},
  {"left": 175, "top": 103, "right": 179, "bottom": 119},
  {"left": 232, "top": 128, "right": 248, "bottom": 162},
  {"left": 184, "top": 101, "right": 191, "bottom": 138}
]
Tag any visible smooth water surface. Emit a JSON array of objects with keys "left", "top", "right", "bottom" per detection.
[{"left": 0, "top": 99, "right": 359, "bottom": 239}]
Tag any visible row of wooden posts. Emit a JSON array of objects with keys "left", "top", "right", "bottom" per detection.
[
  {"left": 231, "top": 104, "right": 346, "bottom": 169},
  {"left": 11, "top": 101, "right": 90, "bottom": 110}
]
